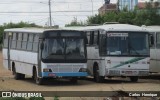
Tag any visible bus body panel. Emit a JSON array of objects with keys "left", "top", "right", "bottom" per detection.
[
  {"left": 41, "top": 62, "right": 87, "bottom": 77},
  {"left": 145, "top": 26, "right": 160, "bottom": 73},
  {"left": 150, "top": 48, "right": 160, "bottom": 72},
  {"left": 150, "top": 48, "right": 159, "bottom": 72},
  {"left": 105, "top": 57, "right": 149, "bottom": 76},
  {"left": 3, "top": 48, "right": 38, "bottom": 76},
  {"left": 156, "top": 49, "right": 160, "bottom": 72}
]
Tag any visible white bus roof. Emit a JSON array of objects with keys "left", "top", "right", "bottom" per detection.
[
  {"left": 4, "top": 27, "right": 84, "bottom": 33},
  {"left": 144, "top": 26, "right": 160, "bottom": 32},
  {"left": 64, "top": 24, "right": 147, "bottom": 32}
]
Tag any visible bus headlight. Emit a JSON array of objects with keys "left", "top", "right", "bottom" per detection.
[
  {"left": 43, "top": 68, "right": 52, "bottom": 72},
  {"left": 79, "top": 68, "right": 87, "bottom": 72}
]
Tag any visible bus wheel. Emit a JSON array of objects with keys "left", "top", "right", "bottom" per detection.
[
  {"left": 70, "top": 77, "right": 78, "bottom": 83},
  {"left": 94, "top": 70, "right": 104, "bottom": 83},
  {"left": 20, "top": 74, "right": 25, "bottom": 80},
  {"left": 130, "top": 76, "right": 138, "bottom": 82},
  {"left": 34, "top": 69, "right": 43, "bottom": 85},
  {"left": 12, "top": 67, "right": 21, "bottom": 80}
]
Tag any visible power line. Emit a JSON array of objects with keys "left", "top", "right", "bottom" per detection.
[
  {"left": 0, "top": 14, "right": 91, "bottom": 16},
  {"left": 0, "top": 1, "right": 102, "bottom": 4},
  {"left": 0, "top": 10, "right": 97, "bottom": 13}
]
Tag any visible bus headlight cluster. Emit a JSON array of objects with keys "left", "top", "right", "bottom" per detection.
[
  {"left": 43, "top": 68, "right": 52, "bottom": 72},
  {"left": 79, "top": 68, "right": 87, "bottom": 72}
]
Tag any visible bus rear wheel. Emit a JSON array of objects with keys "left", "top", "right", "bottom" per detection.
[
  {"left": 130, "top": 76, "right": 138, "bottom": 82},
  {"left": 12, "top": 67, "right": 25, "bottom": 80},
  {"left": 34, "top": 69, "right": 43, "bottom": 85}
]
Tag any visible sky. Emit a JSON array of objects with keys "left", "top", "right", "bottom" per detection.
[
  {"left": 0, "top": 0, "right": 118, "bottom": 27},
  {"left": 0, "top": 0, "right": 154, "bottom": 27}
]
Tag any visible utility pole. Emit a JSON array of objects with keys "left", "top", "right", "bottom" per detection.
[
  {"left": 91, "top": 0, "right": 93, "bottom": 16},
  {"left": 49, "top": 0, "right": 52, "bottom": 27},
  {"left": 117, "top": 0, "right": 120, "bottom": 12}
]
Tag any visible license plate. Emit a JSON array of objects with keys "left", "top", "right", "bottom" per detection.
[{"left": 125, "top": 71, "right": 132, "bottom": 74}]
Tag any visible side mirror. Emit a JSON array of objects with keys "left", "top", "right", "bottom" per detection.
[
  {"left": 40, "top": 42, "right": 44, "bottom": 50},
  {"left": 150, "top": 35, "right": 154, "bottom": 47}
]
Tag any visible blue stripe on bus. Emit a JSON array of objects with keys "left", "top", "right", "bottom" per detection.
[{"left": 42, "top": 72, "right": 88, "bottom": 77}]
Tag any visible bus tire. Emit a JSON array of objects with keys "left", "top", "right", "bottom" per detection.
[
  {"left": 70, "top": 77, "right": 78, "bottom": 83},
  {"left": 12, "top": 67, "right": 21, "bottom": 80},
  {"left": 20, "top": 74, "right": 25, "bottom": 80},
  {"left": 130, "top": 76, "right": 138, "bottom": 82},
  {"left": 94, "top": 70, "right": 104, "bottom": 83},
  {"left": 34, "top": 69, "right": 43, "bottom": 85}
]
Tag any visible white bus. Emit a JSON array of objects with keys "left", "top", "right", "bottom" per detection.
[
  {"left": 66, "top": 24, "right": 150, "bottom": 82},
  {"left": 145, "top": 26, "right": 160, "bottom": 73},
  {"left": 3, "top": 28, "right": 88, "bottom": 85}
]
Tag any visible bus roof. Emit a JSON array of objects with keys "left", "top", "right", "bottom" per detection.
[
  {"left": 64, "top": 24, "right": 147, "bottom": 32},
  {"left": 4, "top": 27, "right": 84, "bottom": 33},
  {"left": 144, "top": 26, "right": 160, "bottom": 32}
]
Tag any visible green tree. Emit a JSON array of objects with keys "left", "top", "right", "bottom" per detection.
[
  {"left": 65, "top": 17, "right": 85, "bottom": 27},
  {"left": 0, "top": 22, "right": 40, "bottom": 44},
  {"left": 87, "top": 1, "right": 160, "bottom": 26}
]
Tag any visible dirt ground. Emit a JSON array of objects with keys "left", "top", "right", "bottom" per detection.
[{"left": 0, "top": 52, "right": 160, "bottom": 100}]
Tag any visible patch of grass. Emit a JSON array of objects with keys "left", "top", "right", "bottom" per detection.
[
  {"left": 54, "top": 96, "right": 59, "bottom": 100},
  {"left": 0, "top": 97, "right": 26, "bottom": 100},
  {"left": 29, "top": 97, "right": 45, "bottom": 100}
]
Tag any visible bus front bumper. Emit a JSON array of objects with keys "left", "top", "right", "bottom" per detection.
[{"left": 42, "top": 72, "right": 88, "bottom": 77}]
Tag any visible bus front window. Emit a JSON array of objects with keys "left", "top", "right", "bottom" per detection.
[
  {"left": 42, "top": 38, "right": 86, "bottom": 60},
  {"left": 129, "top": 33, "right": 149, "bottom": 56},
  {"left": 66, "top": 38, "right": 85, "bottom": 59},
  {"left": 100, "top": 32, "right": 149, "bottom": 56},
  {"left": 107, "top": 36, "right": 128, "bottom": 55},
  {"left": 42, "top": 39, "right": 65, "bottom": 59}
]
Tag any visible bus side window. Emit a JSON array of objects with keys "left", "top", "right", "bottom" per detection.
[
  {"left": 87, "top": 32, "right": 90, "bottom": 45},
  {"left": 99, "top": 34, "right": 106, "bottom": 55},
  {"left": 3, "top": 32, "right": 9, "bottom": 48},
  {"left": 89, "top": 31, "right": 94, "bottom": 45},
  {"left": 22, "top": 33, "right": 28, "bottom": 50},
  {"left": 17, "top": 33, "right": 22, "bottom": 49},
  {"left": 33, "top": 34, "right": 39, "bottom": 52},
  {"left": 11, "top": 33, "right": 17, "bottom": 49},
  {"left": 27, "top": 34, "right": 33, "bottom": 51},
  {"left": 156, "top": 33, "right": 160, "bottom": 48},
  {"left": 93, "top": 31, "right": 99, "bottom": 45}
]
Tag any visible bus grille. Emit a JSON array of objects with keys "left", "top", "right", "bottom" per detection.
[
  {"left": 139, "top": 71, "right": 149, "bottom": 76},
  {"left": 109, "top": 70, "right": 120, "bottom": 76},
  {"left": 47, "top": 65, "right": 83, "bottom": 72}
]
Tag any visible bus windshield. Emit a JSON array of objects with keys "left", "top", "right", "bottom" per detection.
[
  {"left": 100, "top": 32, "right": 149, "bottom": 56},
  {"left": 42, "top": 38, "right": 86, "bottom": 60}
]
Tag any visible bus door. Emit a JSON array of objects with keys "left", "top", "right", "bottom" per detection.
[
  {"left": 156, "top": 33, "right": 160, "bottom": 72},
  {"left": 7, "top": 33, "right": 12, "bottom": 70},
  {"left": 38, "top": 39, "right": 43, "bottom": 77}
]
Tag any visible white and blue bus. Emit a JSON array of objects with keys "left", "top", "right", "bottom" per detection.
[
  {"left": 65, "top": 24, "right": 150, "bottom": 82},
  {"left": 3, "top": 28, "right": 88, "bottom": 85}
]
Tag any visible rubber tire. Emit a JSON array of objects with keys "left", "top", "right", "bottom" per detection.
[
  {"left": 94, "top": 70, "right": 104, "bottom": 83},
  {"left": 12, "top": 67, "right": 21, "bottom": 80},
  {"left": 70, "top": 77, "right": 78, "bottom": 83},
  {"left": 130, "top": 76, "right": 138, "bottom": 82},
  {"left": 34, "top": 69, "right": 43, "bottom": 85},
  {"left": 20, "top": 74, "right": 25, "bottom": 80}
]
